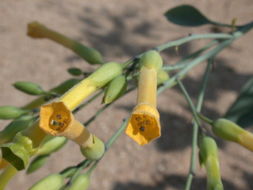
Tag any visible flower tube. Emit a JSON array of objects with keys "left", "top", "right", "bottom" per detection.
[{"left": 126, "top": 50, "right": 163, "bottom": 145}]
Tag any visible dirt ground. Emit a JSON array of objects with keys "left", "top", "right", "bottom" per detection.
[{"left": 0, "top": 0, "right": 253, "bottom": 190}]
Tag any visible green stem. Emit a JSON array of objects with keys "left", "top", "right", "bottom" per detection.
[
  {"left": 122, "top": 32, "right": 233, "bottom": 69},
  {"left": 198, "top": 113, "right": 213, "bottom": 125},
  {"left": 156, "top": 33, "right": 232, "bottom": 52},
  {"left": 184, "top": 59, "right": 213, "bottom": 190},
  {"left": 176, "top": 79, "right": 200, "bottom": 126},
  {"left": 158, "top": 38, "right": 234, "bottom": 94}
]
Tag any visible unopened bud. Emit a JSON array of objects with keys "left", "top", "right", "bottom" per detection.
[
  {"left": 212, "top": 118, "right": 253, "bottom": 152},
  {"left": 103, "top": 75, "right": 127, "bottom": 104},
  {"left": 199, "top": 136, "right": 223, "bottom": 190},
  {"left": 28, "top": 173, "right": 64, "bottom": 190},
  {"left": 0, "top": 106, "right": 29, "bottom": 120},
  {"left": 13, "top": 81, "right": 45, "bottom": 96},
  {"left": 37, "top": 136, "right": 67, "bottom": 156}
]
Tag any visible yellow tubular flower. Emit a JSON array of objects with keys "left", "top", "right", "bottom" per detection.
[
  {"left": 126, "top": 50, "right": 163, "bottom": 145},
  {"left": 39, "top": 102, "right": 93, "bottom": 148}
]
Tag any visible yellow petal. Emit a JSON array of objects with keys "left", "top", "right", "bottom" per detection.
[{"left": 126, "top": 104, "right": 161, "bottom": 145}]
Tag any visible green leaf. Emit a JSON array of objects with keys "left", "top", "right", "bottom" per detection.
[
  {"left": 67, "top": 68, "right": 83, "bottom": 76},
  {"left": 225, "top": 77, "right": 253, "bottom": 128},
  {"left": 13, "top": 81, "right": 46, "bottom": 95},
  {"left": 27, "top": 155, "right": 49, "bottom": 174},
  {"left": 0, "top": 106, "right": 29, "bottom": 120},
  {"left": 164, "top": 5, "right": 210, "bottom": 27}
]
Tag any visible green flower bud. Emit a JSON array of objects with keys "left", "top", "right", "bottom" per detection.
[
  {"left": 1, "top": 133, "right": 35, "bottom": 170},
  {"left": 37, "top": 136, "right": 67, "bottom": 156},
  {"left": 212, "top": 119, "right": 244, "bottom": 142},
  {"left": 80, "top": 136, "right": 105, "bottom": 160},
  {"left": 67, "top": 173, "right": 90, "bottom": 190},
  {"left": 88, "top": 62, "right": 123, "bottom": 87},
  {"left": 140, "top": 50, "right": 163, "bottom": 71},
  {"left": 72, "top": 44, "right": 103, "bottom": 65},
  {"left": 67, "top": 68, "right": 83, "bottom": 76},
  {"left": 199, "top": 136, "right": 223, "bottom": 190},
  {"left": 103, "top": 75, "right": 127, "bottom": 104},
  {"left": 27, "top": 155, "right": 48, "bottom": 174},
  {"left": 13, "top": 81, "right": 45, "bottom": 95},
  {"left": 0, "top": 106, "right": 29, "bottom": 120},
  {"left": 157, "top": 69, "right": 169, "bottom": 85},
  {"left": 28, "top": 174, "right": 64, "bottom": 190},
  {"left": 212, "top": 118, "right": 253, "bottom": 152},
  {"left": 0, "top": 115, "right": 34, "bottom": 144}
]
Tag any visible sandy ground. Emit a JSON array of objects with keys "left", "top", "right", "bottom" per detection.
[{"left": 0, "top": 0, "right": 253, "bottom": 189}]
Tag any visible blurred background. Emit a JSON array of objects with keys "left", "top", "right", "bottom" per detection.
[{"left": 0, "top": 0, "right": 253, "bottom": 189}]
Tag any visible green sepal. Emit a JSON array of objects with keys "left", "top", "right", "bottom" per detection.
[
  {"left": 27, "top": 154, "right": 49, "bottom": 174},
  {"left": 80, "top": 136, "right": 105, "bottom": 160},
  {"left": 103, "top": 75, "right": 127, "bottom": 104},
  {"left": 0, "top": 106, "right": 29, "bottom": 120},
  {"left": 13, "top": 81, "right": 45, "bottom": 95},
  {"left": 1, "top": 133, "right": 35, "bottom": 170}
]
